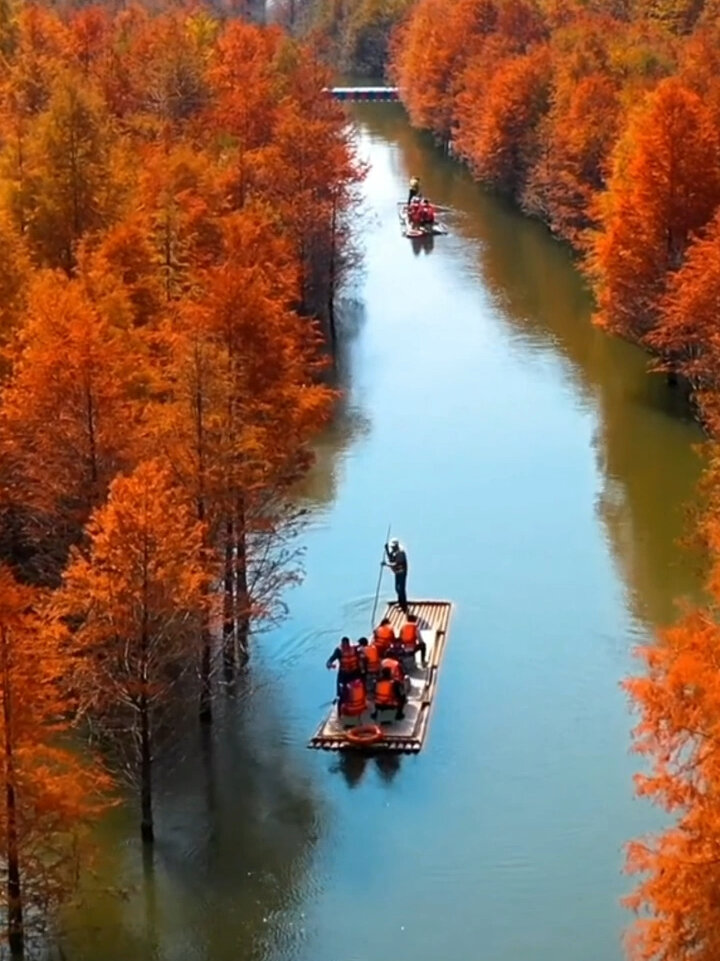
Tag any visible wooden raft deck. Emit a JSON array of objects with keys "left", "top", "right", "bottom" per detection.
[{"left": 308, "top": 599, "right": 453, "bottom": 754}]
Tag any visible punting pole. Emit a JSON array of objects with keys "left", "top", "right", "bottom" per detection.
[{"left": 371, "top": 523, "right": 391, "bottom": 630}]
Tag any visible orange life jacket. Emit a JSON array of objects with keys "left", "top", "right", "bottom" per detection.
[
  {"left": 342, "top": 679, "right": 367, "bottom": 716},
  {"left": 400, "top": 622, "right": 418, "bottom": 650},
  {"left": 340, "top": 645, "right": 359, "bottom": 673},
  {"left": 364, "top": 643, "right": 381, "bottom": 672},
  {"left": 374, "top": 678, "right": 398, "bottom": 708},
  {"left": 381, "top": 657, "right": 403, "bottom": 683},
  {"left": 374, "top": 624, "right": 395, "bottom": 655}
]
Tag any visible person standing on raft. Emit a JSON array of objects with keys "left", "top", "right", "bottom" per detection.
[
  {"left": 384, "top": 537, "right": 408, "bottom": 613},
  {"left": 408, "top": 176, "right": 420, "bottom": 204}
]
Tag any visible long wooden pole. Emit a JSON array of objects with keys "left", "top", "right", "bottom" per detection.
[{"left": 371, "top": 524, "right": 392, "bottom": 630}]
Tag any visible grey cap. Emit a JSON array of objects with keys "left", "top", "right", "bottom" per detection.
[{"left": 389, "top": 537, "right": 399, "bottom": 547}]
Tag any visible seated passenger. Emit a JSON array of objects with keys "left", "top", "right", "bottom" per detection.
[
  {"left": 399, "top": 613, "right": 428, "bottom": 668},
  {"left": 339, "top": 676, "right": 367, "bottom": 720},
  {"left": 358, "top": 636, "right": 381, "bottom": 694},
  {"left": 374, "top": 617, "right": 395, "bottom": 656},
  {"left": 372, "top": 666, "right": 407, "bottom": 721},
  {"left": 381, "top": 655, "right": 405, "bottom": 687},
  {"left": 420, "top": 198, "right": 435, "bottom": 225}
]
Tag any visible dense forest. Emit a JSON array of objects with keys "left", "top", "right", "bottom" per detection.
[
  {"left": 392, "top": 0, "right": 720, "bottom": 427},
  {"left": 0, "top": 4, "right": 362, "bottom": 956},
  {"left": 276, "top": 0, "right": 413, "bottom": 77}
]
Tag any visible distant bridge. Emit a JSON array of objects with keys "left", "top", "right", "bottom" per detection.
[{"left": 327, "top": 87, "right": 399, "bottom": 102}]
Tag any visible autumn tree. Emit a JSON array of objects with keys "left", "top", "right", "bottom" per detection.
[
  {"left": 19, "top": 70, "right": 123, "bottom": 272},
  {"left": 59, "top": 460, "right": 207, "bottom": 844},
  {"left": 391, "top": 0, "right": 499, "bottom": 142},
  {"left": 623, "top": 524, "right": 720, "bottom": 961},
  {"left": 455, "top": 45, "right": 552, "bottom": 196},
  {"left": 179, "top": 211, "right": 333, "bottom": 676},
  {"left": 648, "top": 211, "right": 720, "bottom": 413},
  {"left": 526, "top": 73, "right": 619, "bottom": 243},
  {"left": 0, "top": 272, "right": 143, "bottom": 578},
  {"left": 591, "top": 78, "right": 720, "bottom": 343},
  {"left": 0, "top": 566, "right": 112, "bottom": 959}
]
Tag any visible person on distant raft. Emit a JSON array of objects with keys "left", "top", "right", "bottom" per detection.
[
  {"left": 384, "top": 537, "right": 408, "bottom": 613},
  {"left": 408, "top": 197, "right": 422, "bottom": 228},
  {"left": 420, "top": 197, "right": 435, "bottom": 227},
  {"left": 408, "top": 176, "right": 420, "bottom": 204}
]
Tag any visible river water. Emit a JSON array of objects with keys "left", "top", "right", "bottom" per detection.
[{"left": 66, "top": 105, "right": 704, "bottom": 961}]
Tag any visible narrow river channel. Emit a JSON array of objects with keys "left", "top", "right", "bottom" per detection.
[{"left": 66, "top": 104, "right": 705, "bottom": 961}]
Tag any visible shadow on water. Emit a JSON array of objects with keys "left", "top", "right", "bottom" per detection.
[
  {"left": 329, "top": 751, "right": 403, "bottom": 788},
  {"left": 353, "top": 102, "right": 704, "bottom": 626},
  {"left": 410, "top": 233, "right": 434, "bottom": 257}
]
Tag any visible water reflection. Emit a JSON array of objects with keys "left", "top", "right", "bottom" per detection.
[
  {"left": 61, "top": 676, "right": 324, "bottom": 961},
  {"left": 296, "top": 297, "right": 371, "bottom": 511}
]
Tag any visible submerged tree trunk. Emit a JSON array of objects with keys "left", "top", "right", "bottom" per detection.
[
  {"left": 199, "top": 613, "right": 212, "bottom": 723},
  {"left": 1, "top": 627, "right": 24, "bottom": 959},
  {"left": 139, "top": 689, "right": 154, "bottom": 845},
  {"left": 223, "top": 517, "right": 236, "bottom": 682},
  {"left": 140, "top": 547, "right": 154, "bottom": 845},
  {"left": 235, "top": 495, "right": 250, "bottom": 664},
  {"left": 327, "top": 195, "right": 338, "bottom": 346}
]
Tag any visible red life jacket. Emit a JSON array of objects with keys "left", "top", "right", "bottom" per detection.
[
  {"left": 364, "top": 643, "right": 381, "bottom": 672},
  {"left": 374, "top": 624, "right": 395, "bottom": 655},
  {"left": 374, "top": 678, "right": 398, "bottom": 708},
  {"left": 400, "top": 623, "right": 418, "bottom": 650},
  {"left": 340, "top": 645, "right": 359, "bottom": 673},
  {"left": 381, "top": 658, "right": 403, "bottom": 683},
  {"left": 342, "top": 679, "right": 367, "bottom": 717}
]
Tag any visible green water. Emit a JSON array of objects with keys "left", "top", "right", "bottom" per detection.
[{"left": 63, "top": 104, "right": 704, "bottom": 961}]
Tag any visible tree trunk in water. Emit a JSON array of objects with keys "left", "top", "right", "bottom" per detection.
[
  {"left": 223, "top": 518, "right": 236, "bottom": 682},
  {"left": 139, "top": 690, "right": 154, "bottom": 845},
  {"left": 1, "top": 628, "right": 24, "bottom": 959},
  {"left": 199, "top": 613, "right": 212, "bottom": 724},
  {"left": 327, "top": 195, "right": 337, "bottom": 347},
  {"left": 235, "top": 496, "right": 250, "bottom": 664}
]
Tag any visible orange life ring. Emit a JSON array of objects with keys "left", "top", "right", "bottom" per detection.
[{"left": 345, "top": 724, "right": 384, "bottom": 747}]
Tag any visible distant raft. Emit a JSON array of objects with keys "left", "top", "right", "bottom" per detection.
[
  {"left": 308, "top": 599, "right": 453, "bottom": 753},
  {"left": 398, "top": 202, "right": 449, "bottom": 238}
]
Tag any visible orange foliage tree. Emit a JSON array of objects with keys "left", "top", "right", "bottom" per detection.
[
  {"left": 455, "top": 45, "right": 552, "bottom": 196},
  {"left": 623, "top": 546, "right": 720, "bottom": 961},
  {"left": 0, "top": 566, "right": 112, "bottom": 959},
  {"left": 0, "top": 272, "right": 143, "bottom": 577},
  {"left": 590, "top": 78, "right": 720, "bottom": 343},
  {"left": 58, "top": 460, "right": 207, "bottom": 844},
  {"left": 153, "top": 210, "right": 333, "bottom": 681},
  {"left": 392, "top": 0, "right": 499, "bottom": 143},
  {"left": 648, "top": 210, "right": 720, "bottom": 411}
]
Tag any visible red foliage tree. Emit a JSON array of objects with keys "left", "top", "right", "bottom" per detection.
[{"left": 591, "top": 78, "right": 720, "bottom": 343}]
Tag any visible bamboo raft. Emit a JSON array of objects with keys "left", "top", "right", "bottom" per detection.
[{"left": 308, "top": 599, "right": 453, "bottom": 754}]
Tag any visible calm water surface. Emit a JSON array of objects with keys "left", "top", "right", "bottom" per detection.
[{"left": 66, "top": 105, "right": 704, "bottom": 961}]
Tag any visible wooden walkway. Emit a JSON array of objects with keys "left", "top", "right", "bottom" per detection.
[
  {"left": 326, "top": 87, "right": 399, "bottom": 102},
  {"left": 308, "top": 599, "right": 453, "bottom": 753}
]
